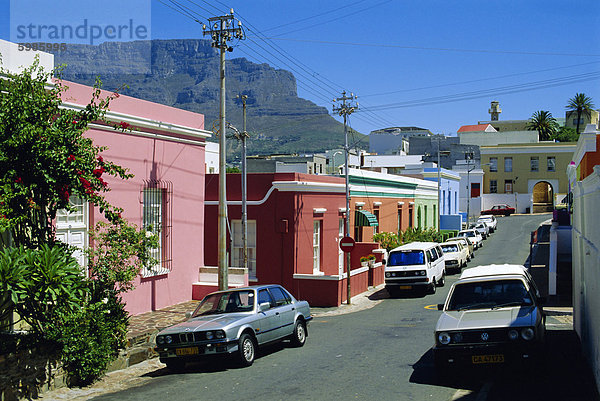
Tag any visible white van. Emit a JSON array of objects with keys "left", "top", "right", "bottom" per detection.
[{"left": 385, "top": 242, "right": 446, "bottom": 295}]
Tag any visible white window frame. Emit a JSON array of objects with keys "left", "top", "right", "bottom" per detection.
[
  {"left": 504, "top": 157, "right": 513, "bottom": 173},
  {"left": 547, "top": 157, "right": 556, "bottom": 172},
  {"left": 231, "top": 220, "right": 257, "bottom": 279},
  {"left": 531, "top": 157, "right": 539, "bottom": 172},
  {"left": 143, "top": 188, "right": 167, "bottom": 277},
  {"left": 489, "top": 157, "right": 498, "bottom": 172},
  {"left": 313, "top": 220, "right": 322, "bottom": 275},
  {"left": 338, "top": 218, "right": 344, "bottom": 276}
]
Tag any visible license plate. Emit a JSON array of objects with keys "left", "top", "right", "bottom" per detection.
[
  {"left": 399, "top": 286, "right": 412, "bottom": 290},
  {"left": 472, "top": 354, "right": 504, "bottom": 364},
  {"left": 176, "top": 347, "right": 199, "bottom": 356}
]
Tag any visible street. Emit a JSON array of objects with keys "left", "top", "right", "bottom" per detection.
[{"left": 55, "top": 214, "right": 598, "bottom": 401}]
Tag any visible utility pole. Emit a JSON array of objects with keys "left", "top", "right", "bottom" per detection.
[
  {"left": 203, "top": 10, "right": 244, "bottom": 291},
  {"left": 333, "top": 91, "right": 358, "bottom": 305},
  {"left": 465, "top": 149, "right": 474, "bottom": 228},
  {"left": 436, "top": 138, "right": 441, "bottom": 231},
  {"left": 237, "top": 94, "right": 249, "bottom": 273}
]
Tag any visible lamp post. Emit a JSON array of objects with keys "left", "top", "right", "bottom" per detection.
[{"left": 465, "top": 149, "right": 475, "bottom": 227}]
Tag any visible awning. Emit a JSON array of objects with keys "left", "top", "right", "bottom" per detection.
[{"left": 355, "top": 210, "right": 378, "bottom": 227}]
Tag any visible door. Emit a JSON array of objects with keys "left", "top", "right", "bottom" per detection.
[
  {"left": 55, "top": 196, "right": 88, "bottom": 272},
  {"left": 268, "top": 286, "right": 296, "bottom": 339},
  {"left": 256, "top": 289, "right": 279, "bottom": 343}
]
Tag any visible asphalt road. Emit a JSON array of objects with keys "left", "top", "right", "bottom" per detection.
[{"left": 77, "top": 214, "right": 598, "bottom": 401}]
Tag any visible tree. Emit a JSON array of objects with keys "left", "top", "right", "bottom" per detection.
[
  {"left": 527, "top": 110, "right": 558, "bottom": 141},
  {"left": 566, "top": 93, "right": 595, "bottom": 134},
  {"left": 0, "top": 59, "right": 130, "bottom": 249},
  {"left": 550, "top": 126, "right": 579, "bottom": 143}
]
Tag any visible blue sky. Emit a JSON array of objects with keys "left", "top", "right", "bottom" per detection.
[{"left": 2, "top": 0, "right": 600, "bottom": 136}]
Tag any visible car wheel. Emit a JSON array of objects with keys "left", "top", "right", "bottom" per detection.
[
  {"left": 289, "top": 320, "right": 307, "bottom": 347},
  {"left": 237, "top": 333, "right": 256, "bottom": 367},
  {"left": 429, "top": 279, "right": 437, "bottom": 294},
  {"left": 438, "top": 273, "right": 445, "bottom": 287},
  {"left": 165, "top": 359, "right": 186, "bottom": 372}
]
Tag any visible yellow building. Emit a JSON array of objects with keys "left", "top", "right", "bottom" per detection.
[{"left": 480, "top": 142, "right": 577, "bottom": 212}]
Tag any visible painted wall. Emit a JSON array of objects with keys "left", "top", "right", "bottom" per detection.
[
  {"left": 572, "top": 166, "right": 600, "bottom": 392},
  {"left": 63, "top": 81, "right": 208, "bottom": 315}
]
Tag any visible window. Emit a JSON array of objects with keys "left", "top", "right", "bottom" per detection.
[
  {"left": 471, "top": 183, "right": 480, "bottom": 198},
  {"left": 530, "top": 157, "right": 539, "bottom": 172},
  {"left": 504, "top": 157, "right": 512, "bottom": 172},
  {"left": 374, "top": 209, "right": 380, "bottom": 234},
  {"left": 269, "top": 287, "right": 291, "bottom": 306},
  {"left": 408, "top": 207, "right": 413, "bottom": 228},
  {"left": 388, "top": 250, "right": 424, "bottom": 266},
  {"left": 397, "top": 208, "right": 402, "bottom": 233},
  {"left": 142, "top": 180, "right": 172, "bottom": 277},
  {"left": 490, "top": 180, "right": 498, "bottom": 193},
  {"left": 504, "top": 180, "right": 513, "bottom": 194},
  {"left": 547, "top": 157, "right": 556, "bottom": 172},
  {"left": 258, "top": 289, "right": 274, "bottom": 307},
  {"left": 489, "top": 157, "right": 498, "bottom": 172},
  {"left": 442, "top": 190, "right": 446, "bottom": 213},
  {"left": 232, "top": 220, "right": 257, "bottom": 278},
  {"left": 313, "top": 220, "right": 322, "bottom": 274}
]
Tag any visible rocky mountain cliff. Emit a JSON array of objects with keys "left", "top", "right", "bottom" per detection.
[{"left": 52, "top": 39, "right": 365, "bottom": 158}]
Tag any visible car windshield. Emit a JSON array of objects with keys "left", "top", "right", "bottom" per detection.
[
  {"left": 192, "top": 290, "right": 255, "bottom": 317},
  {"left": 446, "top": 279, "right": 533, "bottom": 311},
  {"left": 388, "top": 250, "right": 425, "bottom": 266},
  {"left": 441, "top": 244, "right": 458, "bottom": 253},
  {"left": 460, "top": 231, "right": 475, "bottom": 238}
]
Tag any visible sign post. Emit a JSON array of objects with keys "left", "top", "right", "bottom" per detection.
[{"left": 339, "top": 236, "right": 355, "bottom": 253}]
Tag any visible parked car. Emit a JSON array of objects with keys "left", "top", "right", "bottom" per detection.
[
  {"left": 155, "top": 285, "right": 312, "bottom": 370},
  {"left": 434, "top": 264, "right": 545, "bottom": 372},
  {"left": 385, "top": 242, "right": 446, "bottom": 296},
  {"left": 478, "top": 215, "right": 497, "bottom": 233},
  {"left": 446, "top": 237, "right": 474, "bottom": 261},
  {"left": 440, "top": 241, "right": 469, "bottom": 274},
  {"left": 457, "top": 229, "right": 483, "bottom": 249},
  {"left": 470, "top": 222, "right": 490, "bottom": 239},
  {"left": 481, "top": 204, "right": 516, "bottom": 216}
]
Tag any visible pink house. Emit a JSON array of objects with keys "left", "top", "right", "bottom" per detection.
[{"left": 58, "top": 80, "right": 211, "bottom": 315}]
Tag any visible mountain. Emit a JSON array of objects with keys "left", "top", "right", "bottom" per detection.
[{"left": 51, "top": 39, "right": 366, "bottom": 159}]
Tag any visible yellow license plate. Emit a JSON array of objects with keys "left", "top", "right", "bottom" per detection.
[
  {"left": 399, "top": 286, "right": 412, "bottom": 290},
  {"left": 472, "top": 354, "right": 504, "bottom": 364},
  {"left": 176, "top": 347, "right": 199, "bottom": 356}
]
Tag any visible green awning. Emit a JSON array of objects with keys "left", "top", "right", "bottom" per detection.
[{"left": 355, "top": 210, "right": 378, "bottom": 227}]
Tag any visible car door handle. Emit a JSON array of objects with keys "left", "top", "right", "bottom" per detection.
[{"left": 275, "top": 312, "right": 280, "bottom": 315}]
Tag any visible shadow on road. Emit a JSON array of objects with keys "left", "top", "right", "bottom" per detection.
[{"left": 409, "top": 330, "right": 600, "bottom": 401}]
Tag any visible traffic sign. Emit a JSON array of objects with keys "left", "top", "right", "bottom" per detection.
[{"left": 339, "top": 236, "right": 355, "bottom": 253}]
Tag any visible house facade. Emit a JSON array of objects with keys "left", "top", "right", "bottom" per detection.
[
  {"left": 203, "top": 173, "right": 386, "bottom": 307},
  {"left": 480, "top": 142, "right": 577, "bottom": 213}
]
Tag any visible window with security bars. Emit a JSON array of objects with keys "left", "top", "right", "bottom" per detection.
[
  {"left": 313, "top": 220, "right": 322, "bottom": 274},
  {"left": 231, "top": 220, "right": 257, "bottom": 278},
  {"left": 142, "top": 180, "right": 172, "bottom": 277},
  {"left": 547, "top": 157, "right": 556, "bottom": 172},
  {"left": 530, "top": 157, "right": 539, "bottom": 172}
]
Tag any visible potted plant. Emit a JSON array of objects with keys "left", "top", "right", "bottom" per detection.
[
  {"left": 367, "top": 254, "right": 376, "bottom": 267},
  {"left": 360, "top": 256, "right": 369, "bottom": 267}
]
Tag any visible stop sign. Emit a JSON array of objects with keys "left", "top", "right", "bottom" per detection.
[{"left": 339, "top": 236, "right": 355, "bottom": 253}]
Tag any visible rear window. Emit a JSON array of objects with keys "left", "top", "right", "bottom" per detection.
[
  {"left": 447, "top": 279, "right": 533, "bottom": 311},
  {"left": 441, "top": 244, "right": 458, "bottom": 253},
  {"left": 388, "top": 250, "right": 425, "bottom": 266}
]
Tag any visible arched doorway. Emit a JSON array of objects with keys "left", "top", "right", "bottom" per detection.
[{"left": 532, "top": 181, "right": 554, "bottom": 213}]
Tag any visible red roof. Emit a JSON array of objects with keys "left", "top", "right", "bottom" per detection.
[{"left": 457, "top": 124, "right": 492, "bottom": 133}]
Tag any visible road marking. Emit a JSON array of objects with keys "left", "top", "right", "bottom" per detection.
[{"left": 424, "top": 304, "right": 438, "bottom": 310}]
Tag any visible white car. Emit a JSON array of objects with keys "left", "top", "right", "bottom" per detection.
[
  {"left": 478, "top": 215, "right": 497, "bottom": 233},
  {"left": 446, "top": 237, "right": 473, "bottom": 261},
  {"left": 385, "top": 242, "right": 446, "bottom": 296},
  {"left": 440, "top": 241, "right": 469, "bottom": 273},
  {"left": 458, "top": 229, "right": 483, "bottom": 249},
  {"left": 470, "top": 222, "right": 490, "bottom": 239}
]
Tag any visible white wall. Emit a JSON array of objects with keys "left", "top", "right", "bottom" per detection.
[
  {"left": 572, "top": 165, "right": 600, "bottom": 392},
  {"left": 205, "top": 142, "right": 219, "bottom": 174},
  {"left": 0, "top": 39, "right": 55, "bottom": 77},
  {"left": 459, "top": 130, "right": 539, "bottom": 146},
  {"left": 481, "top": 193, "right": 532, "bottom": 214}
]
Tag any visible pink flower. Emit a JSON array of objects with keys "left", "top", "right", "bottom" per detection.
[
  {"left": 72, "top": 120, "right": 78, "bottom": 124},
  {"left": 14, "top": 177, "right": 22, "bottom": 184},
  {"left": 93, "top": 167, "right": 104, "bottom": 178},
  {"left": 79, "top": 176, "right": 92, "bottom": 188},
  {"left": 118, "top": 121, "right": 131, "bottom": 129},
  {"left": 67, "top": 154, "right": 76, "bottom": 162},
  {"left": 97, "top": 155, "right": 104, "bottom": 164}
]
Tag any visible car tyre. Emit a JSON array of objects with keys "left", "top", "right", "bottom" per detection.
[
  {"left": 237, "top": 333, "right": 256, "bottom": 367},
  {"left": 429, "top": 279, "right": 437, "bottom": 294},
  {"left": 438, "top": 273, "right": 445, "bottom": 287},
  {"left": 289, "top": 320, "right": 307, "bottom": 347}
]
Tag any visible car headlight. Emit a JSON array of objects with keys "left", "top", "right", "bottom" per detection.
[
  {"left": 215, "top": 330, "right": 226, "bottom": 339},
  {"left": 157, "top": 336, "right": 165, "bottom": 345},
  {"left": 521, "top": 328, "right": 535, "bottom": 341},
  {"left": 206, "top": 331, "right": 214, "bottom": 340},
  {"left": 420, "top": 270, "right": 426, "bottom": 276},
  {"left": 508, "top": 329, "right": 519, "bottom": 341},
  {"left": 438, "top": 332, "right": 451, "bottom": 345},
  {"left": 452, "top": 332, "right": 463, "bottom": 343},
  {"left": 385, "top": 272, "right": 391, "bottom": 278},
  {"left": 165, "top": 335, "right": 173, "bottom": 344}
]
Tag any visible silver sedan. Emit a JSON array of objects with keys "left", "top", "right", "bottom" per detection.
[{"left": 155, "top": 285, "right": 312, "bottom": 370}]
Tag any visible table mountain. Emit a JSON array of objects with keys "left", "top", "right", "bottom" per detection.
[{"left": 52, "top": 39, "right": 366, "bottom": 159}]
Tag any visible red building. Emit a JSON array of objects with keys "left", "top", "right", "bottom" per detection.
[{"left": 203, "top": 173, "right": 385, "bottom": 306}]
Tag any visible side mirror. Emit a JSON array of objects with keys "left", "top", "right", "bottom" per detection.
[
  {"left": 185, "top": 311, "right": 192, "bottom": 319},
  {"left": 258, "top": 302, "right": 271, "bottom": 312},
  {"left": 382, "top": 259, "right": 386, "bottom": 266},
  {"left": 437, "top": 304, "right": 444, "bottom": 311}
]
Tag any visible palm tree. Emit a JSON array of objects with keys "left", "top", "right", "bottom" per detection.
[
  {"left": 527, "top": 110, "right": 558, "bottom": 141},
  {"left": 566, "top": 93, "right": 595, "bottom": 134}
]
